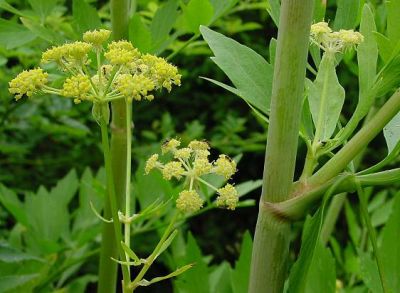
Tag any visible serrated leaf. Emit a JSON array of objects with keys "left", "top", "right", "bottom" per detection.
[
  {"left": 51, "top": 169, "right": 79, "bottom": 206},
  {"left": 0, "top": 184, "right": 27, "bottom": 225},
  {"left": 72, "top": 0, "right": 101, "bottom": 34},
  {"left": 182, "top": 0, "right": 214, "bottom": 34},
  {"left": 200, "top": 26, "right": 273, "bottom": 115},
  {"left": 129, "top": 14, "right": 152, "bottom": 53},
  {"left": 28, "top": 0, "right": 56, "bottom": 22},
  {"left": 0, "top": 19, "right": 36, "bottom": 49},
  {"left": 308, "top": 54, "right": 345, "bottom": 141},
  {"left": 230, "top": 231, "right": 252, "bottom": 293}
]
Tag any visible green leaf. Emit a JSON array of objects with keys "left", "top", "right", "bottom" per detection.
[
  {"left": 269, "top": 37, "right": 277, "bottom": 66},
  {"left": 344, "top": 200, "right": 361, "bottom": 246},
  {"left": 357, "top": 4, "right": 378, "bottom": 116},
  {"left": 386, "top": 0, "right": 400, "bottom": 44},
  {"left": 333, "top": 0, "right": 360, "bottom": 30},
  {"left": 0, "top": 19, "right": 36, "bottom": 49},
  {"left": 28, "top": 0, "right": 56, "bottom": 22},
  {"left": 303, "top": 242, "right": 336, "bottom": 293},
  {"left": 210, "top": 262, "right": 232, "bottom": 293},
  {"left": 129, "top": 14, "right": 152, "bottom": 54},
  {"left": 182, "top": 0, "right": 214, "bottom": 34},
  {"left": 308, "top": 54, "right": 345, "bottom": 141},
  {"left": 0, "top": 274, "right": 40, "bottom": 292},
  {"left": 210, "top": 0, "right": 238, "bottom": 21},
  {"left": 267, "top": 0, "right": 280, "bottom": 26},
  {"left": 374, "top": 32, "right": 393, "bottom": 63},
  {"left": 0, "top": 184, "right": 27, "bottom": 225},
  {"left": 235, "top": 180, "right": 262, "bottom": 197},
  {"left": 175, "top": 233, "right": 209, "bottom": 293},
  {"left": 360, "top": 252, "right": 383, "bottom": 293},
  {"left": 50, "top": 169, "right": 79, "bottom": 206},
  {"left": 383, "top": 111, "right": 400, "bottom": 153},
  {"left": 139, "top": 264, "right": 193, "bottom": 287},
  {"left": 200, "top": 26, "right": 273, "bottom": 115},
  {"left": 313, "top": 0, "right": 327, "bottom": 22},
  {"left": 20, "top": 17, "right": 60, "bottom": 43},
  {"left": 150, "top": 0, "right": 179, "bottom": 52},
  {"left": 380, "top": 191, "right": 400, "bottom": 291},
  {"left": 72, "top": 0, "right": 101, "bottom": 34},
  {"left": 230, "top": 231, "right": 252, "bottom": 293}
]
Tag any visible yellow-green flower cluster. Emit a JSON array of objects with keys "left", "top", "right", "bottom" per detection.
[
  {"left": 145, "top": 139, "right": 239, "bottom": 213},
  {"left": 9, "top": 29, "right": 181, "bottom": 105},
  {"left": 61, "top": 74, "right": 92, "bottom": 103},
  {"left": 9, "top": 69, "right": 48, "bottom": 100},
  {"left": 115, "top": 74, "right": 155, "bottom": 101},
  {"left": 83, "top": 29, "right": 111, "bottom": 48},
  {"left": 310, "top": 22, "right": 363, "bottom": 54}
]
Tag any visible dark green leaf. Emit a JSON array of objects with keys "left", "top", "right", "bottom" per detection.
[{"left": 200, "top": 26, "right": 273, "bottom": 115}]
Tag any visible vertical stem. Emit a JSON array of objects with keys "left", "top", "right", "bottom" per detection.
[
  {"left": 249, "top": 1, "right": 314, "bottom": 292},
  {"left": 99, "top": 108, "right": 131, "bottom": 292},
  {"left": 124, "top": 100, "right": 132, "bottom": 266},
  {"left": 98, "top": 1, "right": 131, "bottom": 292}
]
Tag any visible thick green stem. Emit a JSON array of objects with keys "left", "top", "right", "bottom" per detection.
[
  {"left": 98, "top": 1, "right": 131, "bottom": 292},
  {"left": 249, "top": 1, "right": 314, "bottom": 292},
  {"left": 100, "top": 108, "right": 131, "bottom": 292},
  {"left": 307, "top": 89, "right": 400, "bottom": 188}
]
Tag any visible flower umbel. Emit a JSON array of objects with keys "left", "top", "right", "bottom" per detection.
[
  {"left": 9, "top": 69, "right": 48, "bottom": 100},
  {"left": 10, "top": 30, "right": 181, "bottom": 106},
  {"left": 310, "top": 21, "right": 363, "bottom": 54},
  {"left": 145, "top": 139, "right": 239, "bottom": 213}
]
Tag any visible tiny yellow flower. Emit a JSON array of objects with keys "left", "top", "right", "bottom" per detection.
[
  {"left": 162, "top": 161, "right": 185, "bottom": 180},
  {"left": 193, "top": 157, "right": 212, "bottom": 176},
  {"left": 188, "top": 140, "right": 210, "bottom": 151},
  {"left": 9, "top": 68, "right": 48, "bottom": 100},
  {"left": 145, "top": 154, "right": 159, "bottom": 174},
  {"left": 161, "top": 138, "right": 181, "bottom": 154},
  {"left": 214, "top": 155, "right": 237, "bottom": 179},
  {"left": 83, "top": 29, "right": 111, "bottom": 48},
  {"left": 310, "top": 22, "right": 332, "bottom": 39},
  {"left": 174, "top": 148, "right": 192, "bottom": 160},
  {"left": 115, "top": 74, "right": 155, "bottom": 101},
  {"left": 61, "top": 74, "right": 92, "bottom": 102},
  {"left": 216, "top": 184, "right": 238, "bottom": 210},
  {"left": 176, "top": 190, "right": 204, "bottom": 213},
  {"left": 338, "top": 29, "right": 364, "bottom": 47},
  {"left": 105, "top": 41, "right": 140, "bottom": 65}
]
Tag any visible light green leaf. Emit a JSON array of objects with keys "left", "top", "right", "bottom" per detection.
[
  {"left": 139, "top": 264, "right": 193, "bottom": 287},
  {"left": 333, "top": 0, "right": 360, "bottom": 30},
  {"left": 0, "top": 19, "right": 36, "bottom": 49},
  {"left": 357, "top": 4, "right": 378, "bottom": 116},
  {"left": 50, "top": 169, "right": 79, "bottom": 206},
  {"left": 156, "top": 230, "right": 178, "bottom": 259},
  {"left": 386, "top": 0, "right": 400, "bottom": 44},
  {"left": 269, "top": 37, "right": 277, "bottom": 66},
  {"left": 374, "top": 32, "right": 394, "bottom": 62},
  {"left": 28, "top": 0, "right": 56, "bottom": 22},
  {"left": 236, "top": 180, "right": 262, "bottom": 197},
  {"left": 230, "top": 231, "right": 252, "bottom": 293},
  {"left": 129, "top": 14, "right": 152, "bottom": 53},
  {"left": 313, "top": 0, "right": 327, "bottom": 22},
  {"left": 360, "top": 252, "right": 383, "bottom": 293},
  {"left": 267, "top": 0, "right": 280, "bottom": 26},
  {"left": 150, "top": 0, "right": 179, "bottom": 52},
  {"left": 182, "top": 0, "right": 214, "bottom": 34},
  {"left": 0, "top": 274, "right": 40, "bottom": 292},
  {"left": 20, "top": 17, "right": 60, "bottom": 43},
  {"left": 72, "top": 0, "right": 101, "bottom": 34},
  {"left": 383, "top": 111, "right": 400, "bottom": 153},
  {"left": 210, "top": 262, "right": 232, "bottom": 293},
  {"left": 200, "top": 26, "right": 273, "bottom": 115},
  {"left": 380, "top": 192, "right": 400, "bottom": 291},
  {"left": 308, "top": 54, "right": 345, "bottom": 141}
]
